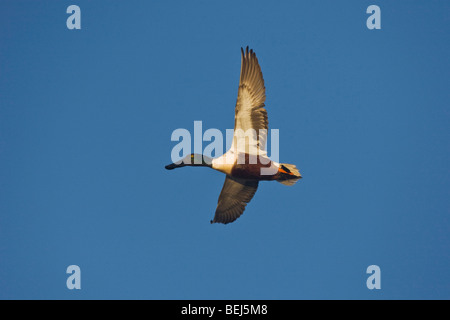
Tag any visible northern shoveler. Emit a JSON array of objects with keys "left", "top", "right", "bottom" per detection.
[{"left": 165, "top": 47, "right": 302, "bottom": 224}]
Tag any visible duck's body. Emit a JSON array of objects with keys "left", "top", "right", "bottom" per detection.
[
  {"left": 166, "top": 47, "right": 302, "bottom": 224},
  {"left": 212, "top": 151, "right": 294, "bottom": 182},
  {"left": 211, "top": 151, "right": 275, "bottom": 178}
]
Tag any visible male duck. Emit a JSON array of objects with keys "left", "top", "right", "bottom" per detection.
[{"left": 166, "top": 47, "right": 302, "bottom": 224}]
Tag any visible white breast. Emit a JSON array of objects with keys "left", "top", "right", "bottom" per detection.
[{"left": 211, "top": 150, "right": 237, "bottom": 175}]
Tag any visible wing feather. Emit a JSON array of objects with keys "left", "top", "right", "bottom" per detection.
[
  {"left": 232, "top": 47, "right": 268, "bottom": 154},
  {"left": 211, "top": 175, "right": 259, "bottom": 224}
]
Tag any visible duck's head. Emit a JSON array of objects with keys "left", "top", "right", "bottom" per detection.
[{"left": 165, "top": 153, "right": 212, "bottom": 170}]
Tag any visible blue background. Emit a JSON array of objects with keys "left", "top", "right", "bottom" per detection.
[{"left": 1, "top": 0, "right": 449, "bottom": 299}]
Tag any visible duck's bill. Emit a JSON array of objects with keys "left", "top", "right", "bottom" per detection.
[{"left": 165, "top": 162, "right": 184, "bottom": 170}]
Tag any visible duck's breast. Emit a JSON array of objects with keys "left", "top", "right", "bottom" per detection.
[{"left": 211, "top": 151, "right": 237, "bottom": 175}]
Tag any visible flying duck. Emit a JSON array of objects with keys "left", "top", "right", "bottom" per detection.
[{"left": 165, "top": 47, "right": 302, "bottom": 224}]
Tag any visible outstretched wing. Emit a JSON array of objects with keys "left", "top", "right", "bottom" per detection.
[
  {"left": 231, "top": 47, "right": 268, "bottom": 155},
  {"left": 211, "top": 175, "right": 259, "bottom": 224}
]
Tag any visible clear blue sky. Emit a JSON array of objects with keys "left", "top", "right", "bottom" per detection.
[{"left": 1, "top": 0, "right": 449, "bottom": 299}]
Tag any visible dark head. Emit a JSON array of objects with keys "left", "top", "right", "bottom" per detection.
[{"left": 165, "top": 154, "right": 212, "bottom": 170}]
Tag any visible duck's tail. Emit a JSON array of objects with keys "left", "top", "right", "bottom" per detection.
[{"left": 276, "top": 163, "right": 302, "bottom": 186}]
